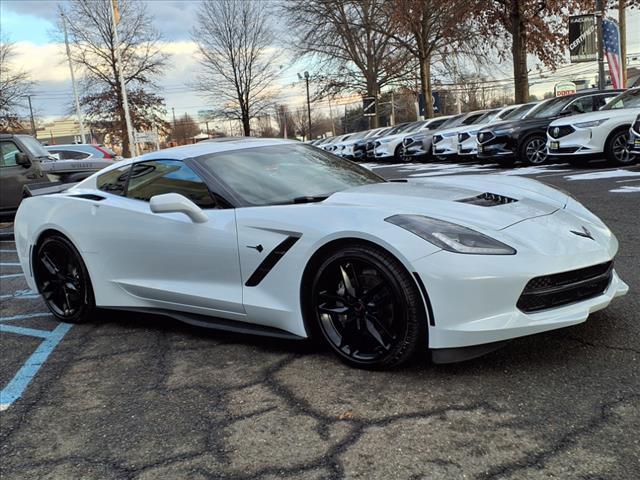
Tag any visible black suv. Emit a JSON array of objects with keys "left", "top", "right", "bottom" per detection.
[
  {"left": 0, "top": 134, "right": 113, "bottom": 220},
  {"left": 476, "top": 89, "right": 623, "bottom": 167}
]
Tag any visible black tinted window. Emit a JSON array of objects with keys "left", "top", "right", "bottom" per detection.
[
  {"left": 50, "top": 150, "right": 90, "bottom": 160},
  {"left": 566, "top": 96, "right": 593, "bottom": 114},
  {"left": 1, "top": 141, "right": 21, "bottom": 167},
  {"left": 97, "top": 165, "right": 130, "bottom": 195},
  {"left": 126, "top": 160, "right": 216, "bottom": 208}
]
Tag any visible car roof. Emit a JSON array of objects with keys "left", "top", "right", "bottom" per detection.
[{"left": 136, "top": 137, "right": 298, "bottom": 161}]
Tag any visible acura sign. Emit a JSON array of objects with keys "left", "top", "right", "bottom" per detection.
[{"left": 569, "top": 15, "right": 597, "bottom": 63}]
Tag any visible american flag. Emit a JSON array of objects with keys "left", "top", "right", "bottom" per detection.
[{"left": 603, "top": 19, "right": 624, "bottom": 89}]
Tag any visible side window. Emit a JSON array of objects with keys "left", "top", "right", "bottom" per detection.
[
  {"left": 566, "top": 96, "right": 593, "bottom": 114},
  {"left": 595, "top": 95, "right": 613, "bottom": 110},
  {"left": 97, "top": 165, "right": 130, "bottom": 196},
  {"left": 53, "top": 150, "right": 91, "bottom": 160},
  {"left": 126, "top": 160, "right": 216, "bottom": 209},
  {"left": 0, "top": 141, "right": 21, "bottom": 167}
]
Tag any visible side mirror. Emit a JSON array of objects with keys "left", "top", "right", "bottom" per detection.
[
  {"left": 15, "top": 152, "right": 31, "bottom": 167},
  {"left": 149, "top": 193, "right": 208, "bottom": 223}
]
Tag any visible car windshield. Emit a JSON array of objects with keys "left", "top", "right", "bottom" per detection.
[
  {"left": 502, "top": 103, "right": 535, "bottom": 120},
  {"left": 348, "top": 130, "right": 370, "bottom": 140},
  {"left": 406, "top": 121, "right": 427, "bottom": 133},
  {"left": 385, "top": 123, "right": 412, "bottom": 135},
  {"left": 19, "top": 135, "right": 50, "bottom": 157},
  {"left": 197, "top": 144, "right": 384, "bottom": 206},
  {"left": 439, "top": 115, "right": 464, "bottom": 128},
  {"left": 462, "top": 113, "right": 487, "bottom": 125},
  {"left": 528, "top": 96, "right": 575, "bottom": 118},
  {"left": 474, "top": 110, "right": 500, "bottom": 124},
  {"left": 601, "top": 89, "right": 640, "bottom": 110}
]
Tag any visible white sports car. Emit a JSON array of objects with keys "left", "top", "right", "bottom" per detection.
[{"left": 14, "top": 138, "right": 628, "bottom": 368}]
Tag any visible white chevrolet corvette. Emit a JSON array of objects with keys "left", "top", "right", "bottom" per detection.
[{"left": 14, "top": 138, "right": 628, "bottom": 368}]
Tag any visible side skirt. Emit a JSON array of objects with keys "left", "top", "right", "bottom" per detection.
[
  {"left": 431, "top": 340, "right": 509, "bottom": 364},
  {"left": 103, "top": 307, "right": 305, "bottom": 341}
]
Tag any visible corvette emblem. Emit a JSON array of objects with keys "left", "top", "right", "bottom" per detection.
[
  {"left": 553, "top": 127, "right": 560, "bottom": 137},
  {"left": 570, "top": 226, "right": 594, "bottom": 240}
]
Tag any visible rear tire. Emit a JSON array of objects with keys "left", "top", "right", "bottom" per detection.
[
  {"left": 34, "top": 234, "right": 95, "bottom": 323},
  {"left": 605, "top": 129, "right": 633, "bottom": 166}
]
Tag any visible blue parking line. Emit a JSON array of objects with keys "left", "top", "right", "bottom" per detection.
[
  {"left": 0, "top": 289, "right": 40, "bottom": 300},
  {"left": 0, "top": 313, "right": 50, "bottom": 323},
  {"left": 0, "top": 322, "right": 72, "bottom": 410},
  {"left": 0, "top": 324, "right": 52, "bottom": 338},
  {"left": 0, "top": 250, "right": 17, "bottom": 253},
  {"left": 0, "top": 262, "right": 21, "bottom": 266}
]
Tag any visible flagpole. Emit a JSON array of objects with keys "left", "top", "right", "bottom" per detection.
[
  {"left": 61, "top": 12, "right": 87, "bottom": 144},
  {"left": 109, "top": 0, "right": 137, "bottom": 157}
]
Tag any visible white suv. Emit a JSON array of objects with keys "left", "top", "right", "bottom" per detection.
[{"left": 547, "top": 88, "right": 639, "bottom": 165}]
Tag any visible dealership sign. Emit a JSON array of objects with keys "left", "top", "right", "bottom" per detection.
[
  {"left": 569, "top": 15, "right": 597, "bottom": 62},
  {"left": 555, "top": 82, "right": 577, "bottom": 97},
  {"left": 362, "top": 96, "right": 376, "bottom": 116}
]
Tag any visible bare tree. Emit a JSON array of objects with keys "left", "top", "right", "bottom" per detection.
[
  {"left": 0, "top": 38, "right": 33, "bottom": 130},
  {"left": 384, "top": 0, "right": 479, "bottom": 118},
  {"left": 282, "top": 0, "right": 413, "bottom": 128},
  {"left": 58, "top": 0, "right": 168, "bottom": 155},
  {"left": 169, "top": 113, "right": 200, "bottom": 145},
  {"left": 192, "top": 0, "right": 280, "bottom": 136}
]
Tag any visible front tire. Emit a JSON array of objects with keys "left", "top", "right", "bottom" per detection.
[
  {"left": 34, "top": 234, "right": 95, "bottom": 323},
  {"left": 520, "top": 135, "right": 548, "bottom": 166},
  {"left": 309, "top": 244, "right": 427, "bottom": 369},
  {"left": 605, "top": 129, "right": 633, "bottom": 166}
]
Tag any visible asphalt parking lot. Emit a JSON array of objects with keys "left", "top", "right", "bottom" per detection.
[{"left": 1, "top": 159, "right": 639, "bottom": 480}]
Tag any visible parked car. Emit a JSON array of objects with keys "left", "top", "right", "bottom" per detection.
[
  {"left": 46, "top": 143, "right": 120, "bottom": 161},
  {"left": 546, "top": 87, "right": 639, "bottom": 166},
  {"left": 431, "top": 110, "right": 491, "bottom": 159},
  {"left": 341, "top": 127, "right": 391, "bottom": 160},
  {"left": 365, "top": 123, "right": 412, "bottom": 159},
  {"left": 373, "top": 121, "right": 429, "bottom": 161},
  {"left": 332, "top": 130, "right": 372, "bottom": 157},
  {"left": 322, "top": 134, "right": 353, "bottom": 153},
  {"left": 401, "top": 115, "right": 457, "bottom": 162},
  {"left": 14, "top": 138, "right": 628, "bottom": 368},
  {"left": 629, "top": 113, "right": 640, "bottom": 159},
  {"left": 0, "top": 134, "right": 114, "bottom": 220},
  {"left": 476, "top": 89, "right": 623, "bottom": 167}
]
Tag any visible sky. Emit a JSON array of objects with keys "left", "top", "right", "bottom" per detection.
[{"left": 1, "top": 0, "right": 639, "bottom": 127}]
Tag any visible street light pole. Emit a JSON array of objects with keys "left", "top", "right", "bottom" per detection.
[
  {"left": 619, "top": 0, "right": 627, "bottom": 87},
  {"left": 61, "top": 12, "right": 87, "bottom": 143},
  {"left": 595, "top": 0, "right": 606, "bottom": 90}
]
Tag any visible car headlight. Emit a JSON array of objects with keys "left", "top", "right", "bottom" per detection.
[
  {"left": 385, "top": 215, "right": 516, "bottom": 255},
  {"left": 574, "top": 118, "right": 609, "bottom": 128},
  {"left": 494, "top": 127, "right": 516, "bottom": 136}
]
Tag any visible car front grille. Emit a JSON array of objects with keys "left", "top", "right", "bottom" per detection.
[
  {"left": 432, "top": 134, "right": 443, "bottom": 144},
  {"left": 477, "top": 131, "right": 495, "bottom": 144},
  {"left": 548, "top": 125, "right": 575, "bottom": 139},
  {"left": 403, "top": 137, "right": 413, "bottom": 146},
  {"left": 517, "top": 261, "right": 613, "bottom": 313},
  {"left": 549, "top": 146, "right": 580, "bottom": 153}
]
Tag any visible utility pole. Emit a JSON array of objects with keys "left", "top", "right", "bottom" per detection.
[
  {"left": 619, "top": 0, "right": 627, "bottom": 87},
  {"left": 171, "top": 107, "right": 177, "bottom": 143},
  {"left": 61, "top": 12, "right": 86, "bottom": 143},
  {"left": 328, "top": 98, "right": 336, "bottom": 136},
  {"left": 26, "top": 95, "right": 36, "bottom": 136},
  {"left": 304, "top": 71, "right": 311, "bottom": 139},
  {"left": 390, "top": 92, "right": 395, "bottom": 126},
  {"left": 109, "top": 0, "right": 137, "bottom": 157},
  {"left": 595, "top": 0, "right": 606, "bottom": 90}
]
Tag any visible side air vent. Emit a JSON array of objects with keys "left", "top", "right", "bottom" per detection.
[
  {"left": 70, "top": 194, "right": 106, "bottom": 201},
  {"left": 457, "top": 192, "right": 518, "bottom": 207}
]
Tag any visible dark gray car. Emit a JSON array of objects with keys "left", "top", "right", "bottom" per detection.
[{"left": 0, "top": 134, "right": 113, "bottom": 220}]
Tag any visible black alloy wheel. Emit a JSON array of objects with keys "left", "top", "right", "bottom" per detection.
[
  {"left": 521, "top": 135, "right": 548, "bottom": 165},
  {"left": 34, "top": 234, "right": 95, "bottom": 323},
  {"left": 606, "top": 130, "right": 632, "bottom": 165},
  {"left": 310, "top": 244, "right": 426, "bottom": 369}
]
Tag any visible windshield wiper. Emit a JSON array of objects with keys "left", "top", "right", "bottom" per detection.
[{"left": 292, "top": 194, "right": 332, "bottom": 204}]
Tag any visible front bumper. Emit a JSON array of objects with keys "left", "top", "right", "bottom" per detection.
[
  {"left": 457, "top": 137, "right": 478, "bottom": 156},
  {"left": 432, "top": 136, "right": 457, "bottom": 156},
  {"left": 547, "top": 128, "right": 604, "bottom": 156},
  {"left": 629, "top": 128, "right": 640, "bottom": 155},
  {"left": 476, "top": 133, "right": 516, "bottom": 159},
  {"left": 412, "top": 210, "right": 628, "bottom": 350},
  {"left": 374, "top": 143, "right": 394, "bottom": 158}
]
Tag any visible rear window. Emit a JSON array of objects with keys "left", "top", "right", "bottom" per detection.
[{"left": 97, "top": 165, "right": 130, "bottom": 195}]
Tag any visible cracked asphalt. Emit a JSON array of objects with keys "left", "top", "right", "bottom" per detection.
[{"left": 1, "top": 160, "right": 639, "bottom": 480}]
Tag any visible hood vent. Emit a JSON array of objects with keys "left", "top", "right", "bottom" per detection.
[{"left": 457, "top": 192, "right": 518, "bottom": 207}]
